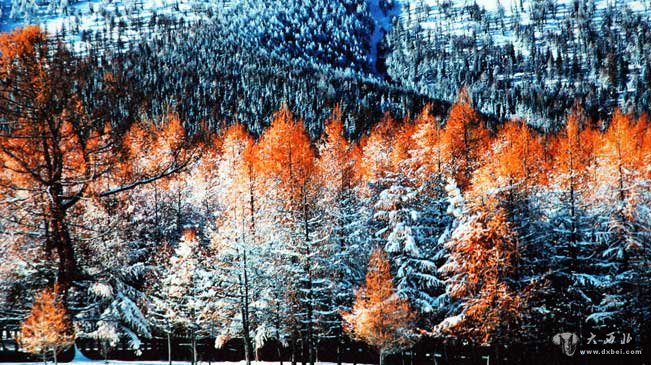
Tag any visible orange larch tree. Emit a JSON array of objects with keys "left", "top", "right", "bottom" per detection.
[
  {"left": 317, "top": 105, "right": 355, "bottom": 198},
  {"left": 597, "top": 109, "right": 642, "bottom": 204},
  {"left": 437, "top": 203, "right": 523, "bottom": 345},
  {"left": 470, "top": 120, "right": 545, "bottom": 207},
  {"left": 441, "top": 88, "right": 490, "bottom": 189},
  {"left": 17, "top": 285, "right": 74, "bottom": 364},
  {"left": 0, "top": 27, "right": 194, "bottom": 291},
  {"left": 389, "top": 116, "right": 416, "bottom": 174},
  {"left": 549, "top": 102, "right": 597, "bottom": 242},
  {"left": 586, "top": 109, "right": 649, "bottom": 334},
  {"left": 542, "top": 102, "right": 608, "bottom": 338},
  {"left": 358, "top": 112, "right": 398, "bottom": 187},
  {"left": 408, "top": 103, "right": 443, "bottom": 182},
  {"left": 210, "top": 123, "right": 260, "bottom": 365},
  {"left": 342, "top": 248, "right": 417, "bottom": 365},
  {"left": 256, "top": 105, "right": 322, "bottom": 365}
]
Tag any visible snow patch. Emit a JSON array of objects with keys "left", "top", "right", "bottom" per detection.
[{"left": 367, "top": 0, "right": 400, "bottom": 72}]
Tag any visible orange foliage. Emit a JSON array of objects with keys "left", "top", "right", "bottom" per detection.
[
  {"left": 602, "top": 110, "right": 642, "bottom": 168},
  {"left": 17, "top": 285, "right": 74, "bottom": 361},
  {"left": 409, "top": 103, "right": 443, "bottom": 180},
  {"left": 552, "top": 104, "right": 595, "bottom": 178},
  {"left": 0, "top": 26, "right": 47, "bottom": 69},
  {"left": 317, "top": 106, "right": 356, "bottom": 193},
  {"left": 215, "top": 122, "right": 260, "bottom": 238},
  {"left": 442, "top": 207, "right": 522, "bottom": 344},
  {"left": 257, "top": 104, "right": 316, "bottom": 203},
  {"left": 222, "top": 123, "right": 255, "bottom": 168},
  {"left": 441, "top": 89, "right": 490, "bottom": 189},
  {"left": 358, "top": 113, "right": 399, "bottom": 184},
  {"left": 342, "top": 249, "right": 416, "bottom": 358},
  {"left": 470, "top": 120, "right": 546, "bottom": 202},
  {"left": 390, "top": 117, "right": 416, "bottom": 170},
  {"left": 493, "top": 121, "right": 545, "bottom": 186},
  {"left": 119, "top": 113, "right": 188, "bottom": 182},
  {"left": 639, "top": 113, "right": 651, "bottom": 178}
]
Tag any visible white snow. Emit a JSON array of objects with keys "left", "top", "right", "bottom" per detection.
[
  {"left": 0, "top": 0, "right": 221, "bottom": 53},
  {"left": 3, "top": 361, "right": 374, "bottom": 365}
]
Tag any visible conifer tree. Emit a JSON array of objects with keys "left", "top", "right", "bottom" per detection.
[
  {"left": 18, "top": 285, "right": 74, "bottom": 364},
  {"left": 343, "top": 248, "right": 417, "bottom": 365}
]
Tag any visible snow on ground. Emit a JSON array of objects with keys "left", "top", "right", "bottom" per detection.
[
  {"left": 0, "top": 350, "right": 377, "bottom": 365},
  {"left": 2, "top": 361, "right": 374, "bottom": 365}
]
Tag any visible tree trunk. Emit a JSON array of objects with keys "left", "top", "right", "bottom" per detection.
[
  {"left": 301, "top": 333, "right": 307, "bottom": 365},
  {"left": 53, "top": 348, "right": 58, "bottom": 365},
  {"left": 291, "top": 334, "right": 297, "bottom": 365},
  {"left": 167, "top": 332, "right": 172, "bottom": 365},
  {"left": 47, "top": 182, "right": 77, "bottom": 294},
  {"left": 243, "top": 325, "right": 252, "bottom": 365},
  {"left": 241, "top": 249, "right": 253, "bottom": 365},
  {"left": 103, "top": 341, "right": 109, "bottom": 364},
  {"left": 42, "top": 350, "right": 47, "bottom": 365},
  {"left": 191, "top": 333, "right": 197, "bottom": 365},
  {"left": 335, "top": 334, "right": 342, "bottom": 365},
  {"left": 379, "top": 349, "right": 386, "bottom": 365},
  {"left": 303, "top": 202, "right": 315, "bottom": 365}
]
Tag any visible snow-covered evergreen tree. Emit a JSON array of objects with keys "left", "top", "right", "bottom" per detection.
[{"left": 156, "top": 230, "right": 211, "bottom": 365}]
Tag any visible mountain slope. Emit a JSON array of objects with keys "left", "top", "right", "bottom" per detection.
[{"left": 388, "top": 0, "right": 651, "bottom": 127}]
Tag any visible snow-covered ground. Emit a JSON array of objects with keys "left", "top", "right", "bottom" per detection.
[
  {"left": 2, "top": 361, "right": 373, "bottom": 365},
  {"left": 0, "top": 349, "right": 376, "bottom": 365}
]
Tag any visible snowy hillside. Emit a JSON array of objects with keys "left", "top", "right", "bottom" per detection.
[
  {"left": 0, "top": 0, "right": 437, "bottom": 140},
  {"left": 388, "top": 0, "right": 651, "bottom": 126},
  {"left": 0, "top": 0, "right": 224, "bottom": 52},
  {"left": 0, "top": 0, "right": 387, "bottom": 66},
  {"left": 3, "top": 0, "right": 651, "bottom": 129}
]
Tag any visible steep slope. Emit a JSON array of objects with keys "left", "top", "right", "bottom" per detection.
[
  {"left": 388, "top": 0, "right": 651, "bottom": 127},
  {"left": 0, "top": 0, "right": 445, "bottom": 138},
  {"left": 367, "top": 0, "right": 400, "bottom": 73},
  {"left": 66, "top": 0, "right": 440, "bottom": 139}
]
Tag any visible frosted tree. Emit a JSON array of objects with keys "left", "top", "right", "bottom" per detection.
[
  {"left": 468, "top": 119, "right": 550, "bottom": 341},
  {"left": 362, "top": 113, "right": 442, "bottom": 317},
  {"left": 68, "top": 188, "right": 157, "bottom": 356},
  {"left": 585, "top": 110, "right": 650, "bottom": 336},
  {"left": 542, "top": 104, "right": 605, "bottom": 337},
  {"left": 208, "top": 123, "right": 265, "bottom": 365},
  {"left": 437, "top": 199, "right": 523, "bottom": 345},
  {"left": 314, "top": 107, "right": 369, "bottom": 363},
  {"left": 256, "top": 106, "right": 324, "bottom": 365},
  {"left": 157, "top": 230, "right": 211, "bottom": 365}
]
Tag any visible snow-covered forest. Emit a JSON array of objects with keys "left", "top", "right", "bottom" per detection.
[{"left": 0, "top": 1, "right": 650, "bottom": 365}]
